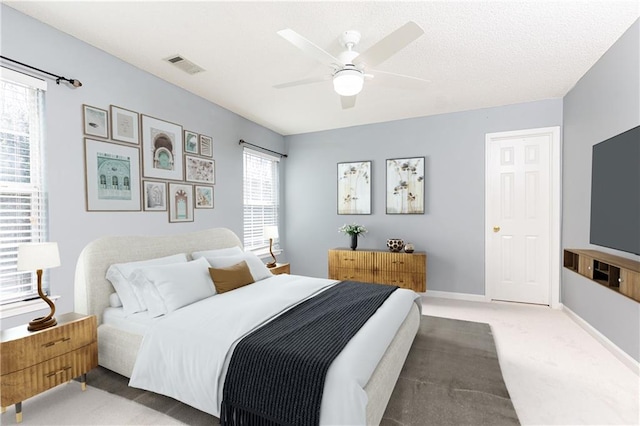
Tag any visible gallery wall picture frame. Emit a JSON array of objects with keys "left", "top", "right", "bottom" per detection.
[
  {"left": 168, "top": 182, "right": 194, "bottom": 223},
  {"left": 83, "top": 105, "right": 109, "bottom": 139},
  {"left": 184, "top": 130, "right": 199, "bottom": 154},
  {"left": 110, "top": 105, "right": 140, "bottom": 144},
  {"left": 185, "top": 155, "right": 215, "bottom": 184},
  {"left": 142, "top": 180, "right": 167, "bottom": 211},
  {"left": 84, "top": 138, "right": 141, "bottom": 211},
  {"left": 386, "top": 156, "right": 425, "bottom": 214},
  {"left": 199, "top": 134, "right": 213, "bottom": 157},
  {"left": 141, "top": 115, "right": 184, "bottom": 181},
  {"left": 194, "top": 185, "right": 214, "bottom": 209},
  {"left": 337, "top": 160, "right": 372, "bottom": 215}
]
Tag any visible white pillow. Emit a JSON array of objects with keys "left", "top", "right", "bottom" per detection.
[
  {"left": 105, "top": 253, "right": 188, "bottom": 316},
  {"left": 204, "top": 252, "right": 272, "bottom": 282},
  {"left": 191, "top": 246, "right": 243, "bottom": 260},
  {"left": 108, "top": 292, "right": 122, "bottom": 308},
  {"left": 130, "top": 257, "right": 215, "bottom": 316}
]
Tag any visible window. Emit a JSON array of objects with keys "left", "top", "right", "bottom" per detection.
[
  {"left": 0, "top": 68, "right": 48, "bottom": 304},
  {"left": 243, "top": 148, "right": 280, "bottom": 252}
]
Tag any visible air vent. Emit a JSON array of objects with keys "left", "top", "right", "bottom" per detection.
[{"left": 163, "top": 54, "right": 205, "bottom": 75}]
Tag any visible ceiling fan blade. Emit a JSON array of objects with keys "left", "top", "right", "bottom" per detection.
[
  {"left": 353, "top": 21, "right": 424, "bottom": 68},
  {"left": 341, "top": 95, "right": 356, "bottom": 109},
  {"left": 370, "top": 69, "right": 431, "bottom": 90},
  {"left": 273, "top": 75, "right": 330, "bottom": 89},
  {"left": 277, "top": 29, "right": 343, "bottom": 67}
]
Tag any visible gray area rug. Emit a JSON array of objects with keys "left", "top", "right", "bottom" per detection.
[{"left": 87, "top": 315, "right": 519, "bottom": 425}]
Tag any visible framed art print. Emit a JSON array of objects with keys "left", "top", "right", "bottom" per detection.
[
  {"left": 83, "top": 105, "right": 109, "bottom": 139},
  {"left": 141, "top": 115, "right": 184, "bottom": 181},
  {"left": 337, "top": 161, "right": 371, "bottom": 215},
  {"left": 84, "top": 138, "right": 141, "bottom": 211},
  {"left": 184, "top": 130, "right": 199, "bottom": 154},
  {"left": 386, "top": 157, "right": 425, "bottom": 214},
  {"left": 142, "top": 180, "right": 167, "bottom": 211},
  {"left": 199, "top": 134, "right": 213, "bottom": 157},
  {"left": 168, "top": 182, "right": 194, "bottom": 223},
  {"left": 194, "top": 185, "right": 214, "bottom": 209},
  {"left": 185, "top": 155, "right": 215, "bottom": 184},
  {"left": 110, "top": 105, "right": 139, "bottom": 144}
]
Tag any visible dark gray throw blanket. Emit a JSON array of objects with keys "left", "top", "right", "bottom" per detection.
[{"left": 219, "top": 281, "right": 398, "bottom": 426}]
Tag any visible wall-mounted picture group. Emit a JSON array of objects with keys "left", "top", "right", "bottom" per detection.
[{"left": 82, "top": 104, "right": 215, "bottom": 222}]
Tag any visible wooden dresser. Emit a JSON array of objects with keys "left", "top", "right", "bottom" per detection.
[
  {"left": 1, "top": 312, "right": 98, "bottom": 423},
  {"left": 328, "top": 248, "right": 427, "bottom": 292}
]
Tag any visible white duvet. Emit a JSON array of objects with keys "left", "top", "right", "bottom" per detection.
[{"left": 129, "top": 274, "right": 420, "bottom": 425}]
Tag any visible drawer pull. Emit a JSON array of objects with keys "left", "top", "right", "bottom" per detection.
[
  {"left": 42, "top": 337, "right": 71, "bottom": 348},
  {"left": 45, "top": 366, "right": 72, "bottom": 378}
]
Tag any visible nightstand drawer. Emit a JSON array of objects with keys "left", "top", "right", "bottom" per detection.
[
  {"left": 1, "top": 341, "right": 98, "bottom": 406},
  {"left": 1, "top": 315, "right": 97, "bottom": 375}
]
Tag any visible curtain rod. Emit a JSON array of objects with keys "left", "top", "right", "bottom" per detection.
[
  {"left": 0, "top": 55, "right": 83, "bottom": 88},
  {"left": 239, "top": 139, "right": 288, "bottom": 158}
]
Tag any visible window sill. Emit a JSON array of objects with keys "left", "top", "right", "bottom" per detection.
[
  {"left": 251, "top": 248, "right": 283, "bottom": 259},
  {"left": 0, "top": 296, "right": 61, "bottom": 320}
]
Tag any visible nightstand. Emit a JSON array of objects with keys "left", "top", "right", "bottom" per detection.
[
  {"left": 0, "top": 312, "right": 98, "bottom": 423},
  {"left": 269, "top": 262, "right": 290, "bottom": 275}
]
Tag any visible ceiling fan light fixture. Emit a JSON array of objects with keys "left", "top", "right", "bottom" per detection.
[{"left": 333, "top": 68, "right": 364, "bottom": 97}]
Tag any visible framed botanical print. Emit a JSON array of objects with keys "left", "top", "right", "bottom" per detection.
[
  {"left": 194, "top": 185, "right": 214, "bottom": 209},
  {"left": 83, "top": 105, "right": 109, "bottom": 139},
  {"left": 168, "top": 183, "right": 194, "bottom": 223},
  {"left": 110, "top": 105, "right": 139, "bottom": 144},
  {"left": 142, "top": 180, "right": 167, "bottom": 211},
  {"left": 185, "top": 155, "right": 215, "bottom": 184},
  {"left": 184, "top": 130, "right": 199, "bottom": 154},
  {"left": 337, "top": 161, "right": 371, "bottom": 215},
  {"left": 141, "top": 115, "right": 184, "bottom": 181},
  {"left": 84, "top": 138, "right": 141, "bottom": 211},
  {"left": 386, "top": 157, "right": 425, "bottom": 214},
  {"left": 199, "top": 134, "right": 213, "bottom": 157}
]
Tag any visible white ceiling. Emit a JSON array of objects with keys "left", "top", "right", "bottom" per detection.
[{"left": 6, "top": 1, "right": 639, "bottom": 136}]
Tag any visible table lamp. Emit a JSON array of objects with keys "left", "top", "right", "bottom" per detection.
[
  {"left": 264, "top": 226, "right": 279, "bottom": 268},
  {"left": 17, "top": 242, "right": 60, "bottom": 331}
]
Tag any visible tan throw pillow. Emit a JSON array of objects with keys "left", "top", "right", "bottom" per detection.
[{"left": 208, "top": 261, "right": 255, "bottom": 294}]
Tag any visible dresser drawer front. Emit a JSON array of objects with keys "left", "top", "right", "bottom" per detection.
[
  {"left": 376, "top": 252, "right": 425, "bottom": 273},
  {"left": 330, "top": 268, "right": 374, "bottom": 283},
  {"left": 329, "top": 250, "right": 374, "bottom": 270},
  {"left": 376, "top": 271, "right": 426, "bottom": 292},
  {"left": 1, "top": 316, "right": 97, "bottom": 375},
  {"left": 1, "top": 341, "right": 97, "bottom": 406}
]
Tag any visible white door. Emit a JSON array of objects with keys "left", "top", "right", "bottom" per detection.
[{"left": 486, "top": 127, "right": 559, "bottom": 305}]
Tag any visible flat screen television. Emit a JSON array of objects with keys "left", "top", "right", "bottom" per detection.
[{"left": 590, "top": 125, "right": 640, "bottom": 255}]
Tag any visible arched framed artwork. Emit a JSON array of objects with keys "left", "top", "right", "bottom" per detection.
[{"left": 141, "top": 115, "right": 183, "bottom": 181}]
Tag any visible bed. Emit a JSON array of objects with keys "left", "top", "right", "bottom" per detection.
[{"left": 74, "top": 227, "right": 420, "bottom": 425}]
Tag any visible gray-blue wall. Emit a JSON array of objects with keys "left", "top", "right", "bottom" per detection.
[
  {"left": 283, "top": 99, "right": 562, "bottom": 296},
  {"left": 1, "top": 5, "right": 285, "bottom": 328},
  {"left": 562, "top": 19, "right": 640, "bottom": 362}
]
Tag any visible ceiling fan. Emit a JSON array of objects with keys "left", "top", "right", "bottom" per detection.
[{"left": 274, "top": 21, "right": 430, "bottom": 109}]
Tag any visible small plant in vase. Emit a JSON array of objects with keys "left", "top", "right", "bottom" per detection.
[{"left": 339, "top": 223, "right": 367, "bottom": 250}]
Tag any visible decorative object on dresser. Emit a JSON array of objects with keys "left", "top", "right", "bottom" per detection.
[
  {"left": 404, "top": 243, "right": 415, "bottom": 253},
  {"left": 386, "top": 157, "right": 425, "bottom": 214},
  {"left": 386, "top": 238, "right": 404, "bottom": 252},
  {"left": 16, "top": 242, "right": 60, "bottom": 331},
  {"left": 337, "top": 161, "right": 372, "bottom": 215},
  {"left": 328, "top": 248, "right": 427, "bottom": 292},
  {"left": 564, "top": 249, "right": 640, "bottom": 302},
  {"left": 264, "top": 226, "right": 279, "bottom": 268},
  {"left": 269, "top": 263, "right": 290, "bottom": 275},
  {"left": 339, "top": 223, "right": 367, "bottom": 250},
  {"left": 0, "top": 313, "right": 98, "bottom": 423}
]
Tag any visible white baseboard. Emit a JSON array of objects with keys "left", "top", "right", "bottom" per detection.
[
  {"left": 561, "top": 304, "right": 639, "bottom": 375},
  {"left": 423, "top": 290, "right": 487, "bottom": 303}
]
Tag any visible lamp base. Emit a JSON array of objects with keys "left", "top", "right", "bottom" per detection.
[
  {"left": 266, "top": 261, "right": 277, "bottom": 268},
  {"left": 28, "top": 316, "right": 57, "bottom": 332}
]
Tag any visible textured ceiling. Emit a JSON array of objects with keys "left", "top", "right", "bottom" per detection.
[{"left": 5, "top": 1, "right": 639, "bottom": 135}]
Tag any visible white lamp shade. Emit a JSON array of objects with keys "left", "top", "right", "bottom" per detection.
[
  {"left": 264, "top": 226, "right": 279, "bottom": 239},
  {"left": 333, "top": 68, "right": 364, "bottom": 97},
  {"left": 17, "top": 242, "right": 60, "bottom": 271}
]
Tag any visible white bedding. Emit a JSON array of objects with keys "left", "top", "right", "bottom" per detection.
[
  {"left": 129, "top": 274, "right": 420, "bottom": 425},
  {"left": 102, "top": 307, "right": 160, "bottom": 335}
]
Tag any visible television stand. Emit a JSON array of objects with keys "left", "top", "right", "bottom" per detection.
[{"left": 563, "top": 249, "right": 640, "bottom": 303}]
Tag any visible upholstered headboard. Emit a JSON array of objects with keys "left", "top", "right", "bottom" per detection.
[{"left": 74, "top": 228, "right": 242, "bottom": 325}]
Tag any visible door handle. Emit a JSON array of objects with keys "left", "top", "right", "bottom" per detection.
[{"left": 493, "top": 226, "right": 501, "bottom": 233}]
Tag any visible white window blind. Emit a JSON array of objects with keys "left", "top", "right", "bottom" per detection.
[
  {"left": 0, "top": 70, "right": 48, "bottom": 304},
  {"left": 243, "top": 148, "right": 280, "bottom": 252}
]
